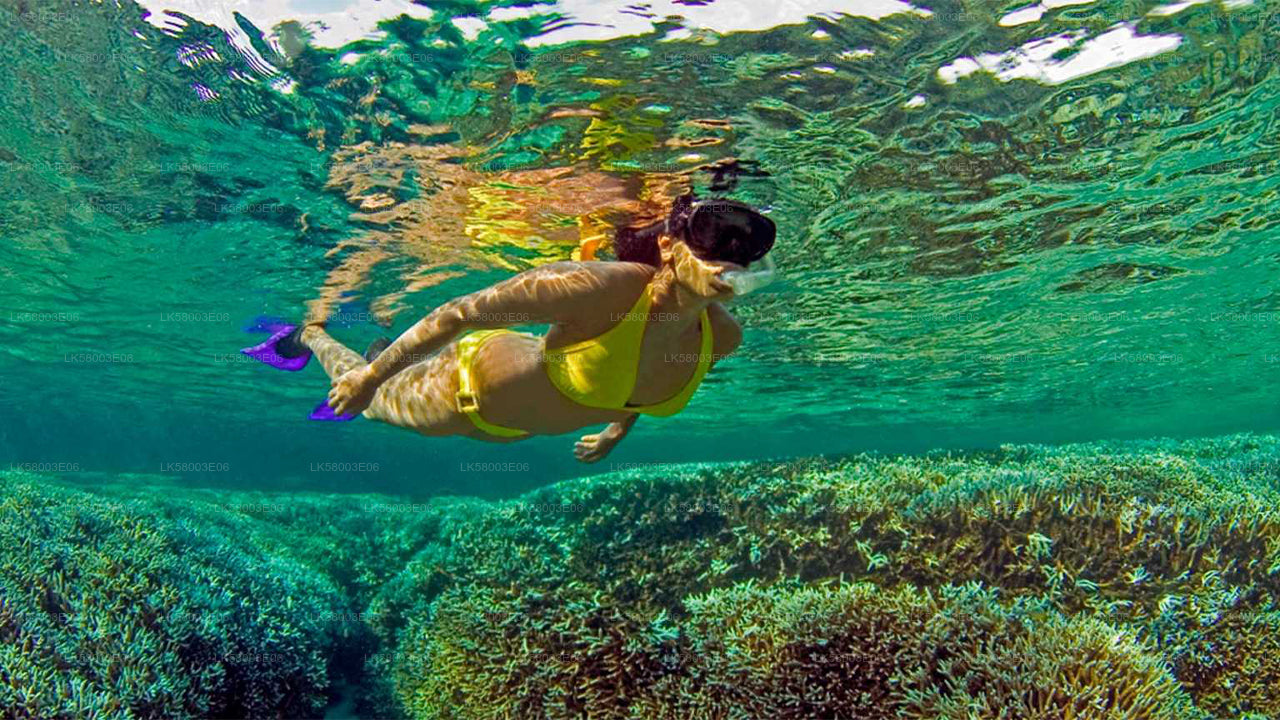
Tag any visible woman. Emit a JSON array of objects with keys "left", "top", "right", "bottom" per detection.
[{"left": 242, "top": 194, "right": 777, "bottom": 463}]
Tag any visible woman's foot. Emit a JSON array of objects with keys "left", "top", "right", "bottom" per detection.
[
  {"left": 275, "top": 326, "right": 310, "bottom": 359},
  {"left": 241, "top": 321, "right": 314, "bottom": 371}
]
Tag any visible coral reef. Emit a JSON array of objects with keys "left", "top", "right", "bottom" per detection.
[
  {"left": 0, "top": 477, "right": 350, "bottom": 718},
  {"left": 387, "top": 581, "right": 1199, "bottom": 720},
  {"left": 685, "top": 583, "right": 1193, "bottom": 720},
  {"left": 77, "top": 479, "right": 482, "bottom": 611},
  {"left": 372, "top": 433, "right": 1280, "bottom": 719},
  {"left": 3, "top": 432, "right": 1279, "bottom": 718},
  {"left": 1158, "top": 606, "right": 1280, "bottom": 719}
]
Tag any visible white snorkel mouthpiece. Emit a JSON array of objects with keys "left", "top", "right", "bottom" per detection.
[{"left": 722, "top": 254, "right": 777, "bottom": 296}]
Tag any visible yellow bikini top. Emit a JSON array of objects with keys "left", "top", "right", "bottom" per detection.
[{"left": 544, "top": 284, "right": 713, "bottom": 417}]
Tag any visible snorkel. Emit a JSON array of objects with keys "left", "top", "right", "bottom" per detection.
[{"left": 721, "top": 253, "right": 778, "bottom": 296}]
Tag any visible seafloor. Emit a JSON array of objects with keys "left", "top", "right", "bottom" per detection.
[{"left": 2, "top": 433, "right": 1278, "bottom": 719}]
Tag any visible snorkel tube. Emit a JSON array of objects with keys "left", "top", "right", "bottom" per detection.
[{"left": 722, "top": 254, "right": 777, "bottom": 296}]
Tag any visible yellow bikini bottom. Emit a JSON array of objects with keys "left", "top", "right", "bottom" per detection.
[{"left": 454, "top": 330, "right": 530, "bottom": 438}]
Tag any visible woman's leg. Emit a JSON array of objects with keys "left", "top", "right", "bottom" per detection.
[
  {"left": 301, "top": 325, "right": 367, "bottom": 380},
  {"left": 365, "top": 344, "right": 479, "bottom": 436},
  {"left": 300, "top": 325, "right": 475, "bottom": 437}
]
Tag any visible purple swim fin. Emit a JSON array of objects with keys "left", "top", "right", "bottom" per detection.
[
  {"left": 310, "top": 400, "right": 357, "bottom": 422},
  {"left": 241, "top": 324, "right": 312, "bottom": 371}
]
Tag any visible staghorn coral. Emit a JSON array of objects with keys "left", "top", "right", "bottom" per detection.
[
  {"left": 0, "top": 476, "right": 349, "bottom": 718},
  {"left": 896, "top": 585, "right": 1196, "bottom": 720},
  {"left": 393, "top": 586, "right": 683, "bottom": 720},
  {"left": 393, "top": 579, "right": 1196, "bottom": 720},
  {"left": 45, "top": 475, "right": 493, "bottom": 718},
  {"left": 672, "top": 580, "right": 941, "bottom": 720},
  {"left": 692, "top": 582, "right": 1194, "bottom": 720},
  {"left": 5, "top": 432, "right": 1280, "bottom": 718},
  {"left": 375, "top": 439, "right": 1280, "bottom": 633},
  {"left": 1155, "top": 605, "right": 1280, "bottom": 718},
  {"left": 78, "top": 477, "right": 485, "bottom": 612},
  {"left": 375, "top": 434, "right": 1280, "bottom": 718}
]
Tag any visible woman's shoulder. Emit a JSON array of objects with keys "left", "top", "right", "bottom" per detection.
[
  {"left": 549, "top": 261, "right": 655, "bottom": 303},
  {"left": 531, "top": 260, "right": 655, "bottom": 332},
  {"left": 536, "top": 259, "right": 654, "bottom": 284}
]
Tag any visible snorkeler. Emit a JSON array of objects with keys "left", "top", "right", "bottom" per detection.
[{"left": 241, "top": 194, "right": 777, "bottom": 462}]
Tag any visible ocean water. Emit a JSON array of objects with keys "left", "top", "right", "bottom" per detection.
[
  {"left": 2, "top": 0, "right": 1280, "bottom": 718},
  {"left": 3, "top": 0, "right": 1278, "bottom": 494}
]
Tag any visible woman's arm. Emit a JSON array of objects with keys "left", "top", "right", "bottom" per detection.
[
  {"left": 326, "top": 262, "right": 623, "bottom": 416},
  {"left": 367, "top": 261, "right": 621, "bottom": 382}
]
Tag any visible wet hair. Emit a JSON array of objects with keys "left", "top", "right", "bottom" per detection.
[
  {"left": 612, "top": 194, "right": 695, "bottom": 267},
  {"left": 613, "top": 193, "right": 775, "bottom": 267},
  {"left": 612, "top": 219, "right": 665, "bottom": 267}
]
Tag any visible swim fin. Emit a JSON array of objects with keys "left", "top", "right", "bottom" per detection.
[
  {"left": 310, "top": 401, "right": 356, "bottom": 422},
  {"left": 241, "top": 322, "right": 312, "bottom": 371}
]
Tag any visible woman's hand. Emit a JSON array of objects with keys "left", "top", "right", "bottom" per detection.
[
  {"left": 328, "top": 366, "right": 379, "bottom": 417},
  {"left": 574, "top": 430, "right": 622, "bottom": 463},
  {"left": 574, "top": 417, "right": 637, "bottom": 463}
]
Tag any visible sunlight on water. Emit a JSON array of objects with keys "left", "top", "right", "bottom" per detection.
[
  {"left": 1, "top": 0, "right": 1279, "bottom": 483},
  {"left": 4, "top": 1, "right": 1280, "bottom": 718}
]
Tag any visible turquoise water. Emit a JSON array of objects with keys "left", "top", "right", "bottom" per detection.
[
  {"left": 4, "top": 2, "right": 1280, "bottom": 718},
  {"left": 1, "top": 0, "right": 1279, "bottom": 494}
]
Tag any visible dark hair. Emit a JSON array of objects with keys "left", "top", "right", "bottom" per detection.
[
  {"left": 612, "top": 221, "right": 664, "bottom": 267},
  {"left": 613, "top": 193, "right": 775, "bottom": 267},
  {"left": 613, "top": 194, "right": 696, "bottom": 267}
]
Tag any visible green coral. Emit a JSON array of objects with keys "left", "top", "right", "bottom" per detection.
[
  {"left": 393, "top": 580, "right": 1196, "bottom": 720},
  {"left": 373, "top": 434, "right": 1280, "bottom": 719},
  {"left": 895, "top": 585, "right": 1194, "bottom": 719},
  {"left": 393, "top": 586, "right": 679, "bottom": 719},
  {"left": 690, "top": 582, "right": 1192, "bottom": 720},
  {"left": 673, "top": 581, "right": 943, "bottom": 719},
  {"left": 1158, "top": 606, "right": 1280, "bottom": 718},
  {"left": 79, "top": 479, "right": 483, "bottom": 611},
  {"left": 4, "top": 433, "right": 1280, "bottom": 718},
  {"left": 0, "top": 476, "right": 349, "bottom": 718},
  {"left": 66, "top": 476, "right": 491, "bottom": 718}
]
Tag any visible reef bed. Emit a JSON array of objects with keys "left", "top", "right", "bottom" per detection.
[{"left": 3, "top": 433, "right": 1279, "bottom": 719}]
